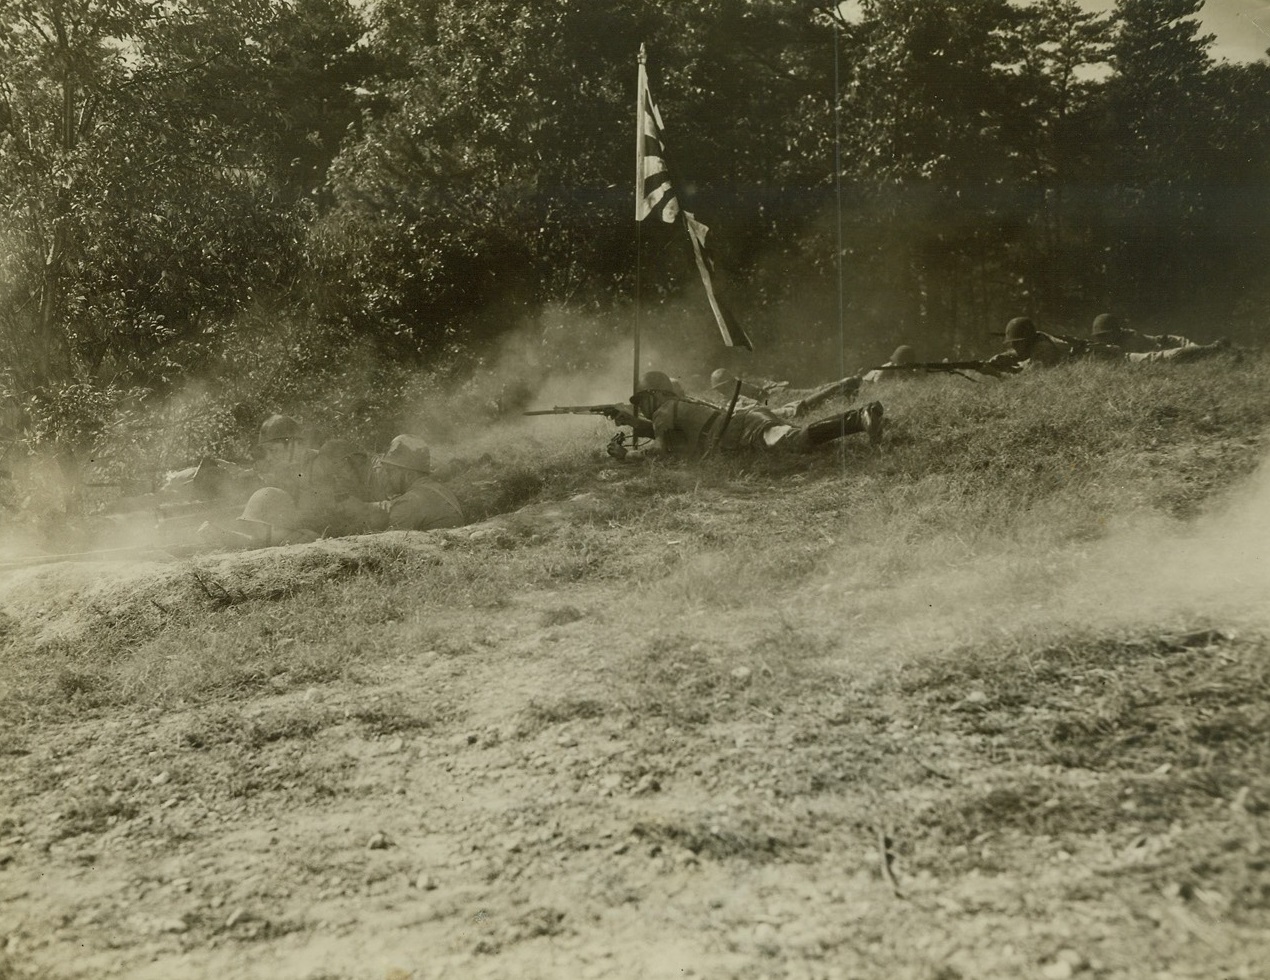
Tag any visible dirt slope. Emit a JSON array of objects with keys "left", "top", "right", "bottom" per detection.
[{"left": 2, "top": 362, "right": 1269, "bottom": 980}]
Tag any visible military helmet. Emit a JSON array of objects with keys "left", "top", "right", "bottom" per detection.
[
  {"left": 258, "top": 414, "right": 301, "bottom": 445},
  {"left": 709, "top": 368, "right": 732, "bottom": 388},
  {"left": 1004, "top": 317, "right": 1037, "bottom": 343},
  {"left": 890, "top": 345, "right": 916, "bottom": 366},
  {"left": 379, "top": 434, "right": 431, "bottom": 473},
  {"left": 239, "top": 487, "right": 301, "bottom": 529},
  {"left": 638, "top": 370, "right": 678, "bottom": 395},
  {"left": 1091, "top": 313, "right": 1123, "bottom": 338}
]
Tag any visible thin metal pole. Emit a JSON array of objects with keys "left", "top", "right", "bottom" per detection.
[
  {"left": 635, "top": 221, "right": 642, "bottom": 401},
  {"left": 634, "top": 45, "right": 646, "bottom": 405},
  {"left": 833, "top": 18, "right": 847, "bottom": 465}
]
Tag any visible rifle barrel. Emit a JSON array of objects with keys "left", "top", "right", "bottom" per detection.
[
  {"left": 523, "top": 404, "right": 620, "bottom": 416},
  {"left": 0, "top": 545, "right": 185, "bottom": 571}
]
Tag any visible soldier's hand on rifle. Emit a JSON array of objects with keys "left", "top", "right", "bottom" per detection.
[{"left": 606, "top": 432, "right": 628, "bottom": 460}]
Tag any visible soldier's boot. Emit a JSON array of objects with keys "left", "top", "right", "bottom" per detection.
[
  {"left": 863, "top": 401, "right": 885, "bottom": 446},
  {"left": 804, "top": 402, "right": 883, "bottom": 447}
]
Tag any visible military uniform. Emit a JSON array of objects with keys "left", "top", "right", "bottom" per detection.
[
  {"left": 990, "top": 317, "right": 1074, "bottom": 371},
  {"left": 709, "top": 369, "right": 787, "bottom": 404},
  {"left": 367, "top": 479, "right": 465, "bottom": 531},
  {"left": 634, "top": 373, "right": 883, "bottom": 457},
  {"left": 253, "top": 414, "right": 315, "bottom": 496},
  {"left": 343, "top": 435, "right": 466, "bottom": 533},
  {"left": 1090, "top": 314, "right": 1194, "bottom": 354},
  {"left": 709, "top": 371, "right": 860, "bottom": 419},
  {"left": 1124, "top": 342, "right": 1229, "bottom": 364},
  {"left": 293, "top": 438, "right": 375, "bottom": 536}
]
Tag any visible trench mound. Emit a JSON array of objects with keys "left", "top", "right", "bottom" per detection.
[{"left": 0, "top": 492, "right": 613, "bottom": 653}]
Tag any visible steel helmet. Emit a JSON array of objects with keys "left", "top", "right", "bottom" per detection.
[
  {"left": 258, "top": 414, "right": 301, "bottom": 445},
  {"left": 380, "top": 434, "right": 431, "bottom": 473},
  {"left": 890, "top": 345, "right": 916, "bottom": 366},
  {"left": 1091, "top": 313, "right": 1123, "bottom": 339},
  {"left": 638, "top": 370, "right": 678, "bottom": 395},
  {"left": 709, "top": 368, "right": 732, "bottom": 388},
  {"left": 239, "top": 487, "right": 301, "bottom": 529},
  {"left": 1004, "top": 317, "right": 1037, "bottom": 344}
]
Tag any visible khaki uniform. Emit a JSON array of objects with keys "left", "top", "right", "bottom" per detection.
[
  {"left": 1099, "top": 328, "right": 1195, "bottom": 354},
  {"left": 707, "top": 376, "right": 860, "bottom": 419},
  {"left": 289, "top": 441, "right": 375, "bottom": 537},
  {"left": 1125, "top": 341, "right": 1227, "bottom": 365},
  {"left": 368, "top": 478, "right": 466, "bottom": 532},
  {"left": 988, "top": 332, "right": 1072, "bottom": 372},
  {"left": 647, "top": 397, "right": 873, "bottom": 456},
  {"left": 1024, "top": 333, "right": 1072, "bottom": 367},
  {"left": 709, "top": 376, "right": 788, "bottom": 404}
]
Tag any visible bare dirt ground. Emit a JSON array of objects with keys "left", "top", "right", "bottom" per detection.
[
  {"left": 2, "top": 366, "right": 1269, "bottom": 980},
  {"left": 3, "top": 545, "right": 1267, "bottom": 979}
]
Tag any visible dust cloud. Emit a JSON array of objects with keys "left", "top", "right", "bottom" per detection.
[
  {"left": 1065, "top": 453, "right": 1270, "bottom": 630},
  {"left": 817, "top": 454, "right": 1270, "bottom": 661},
  {"left": 399, "top": 301, "right": 725, "bottom": 460}
]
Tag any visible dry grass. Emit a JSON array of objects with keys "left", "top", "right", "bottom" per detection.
[
  {"left": 1, "top": 352, "right": 1266, "bottom": 723},
  {"left": 2, "top": 355, "right": 1268, "bottom": 979}
]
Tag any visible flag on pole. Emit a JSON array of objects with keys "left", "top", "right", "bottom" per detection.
[
  {"left": 683, "top": 211, "right": 751, "bottom": 350},
  {"left": 635, "top": 49, "right": 679, "bottom": 225},
  {"left": 635, "top": 45, "right": 752, "bottom": 350}
]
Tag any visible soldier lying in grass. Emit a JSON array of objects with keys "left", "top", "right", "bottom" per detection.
[
  {"left": 707, "top": 367, "right": 863, "bottom": 419},
  {"left": 208, "top": 434, "right": 465, "bottom": 549},
  {"left": 991, "top": 316, "right": 1230, "bottom": 371},
  {"left": 293, "top": 434, "right": 466, "bottom": 539},
  {"left": 612, "top": 370, "right": 883, "bottom": 460},
  {"left": 1089, "top": 313, "right": 1196, "bottom": 353}
]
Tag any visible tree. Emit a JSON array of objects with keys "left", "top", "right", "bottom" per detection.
[
  {"left": 0, "top": 0, "right": 372, "bottom": 397},
  {"left": 309, "top": 0, "right": 831, "bottom": 359},
  {"left": 1012, "top": 0, "right": 1111, "bottom": 316},
  {"left": 0, "top": 0, "right": 155, "bottom": 387},
  {"left": 1101, "top": 0, "right": 1216, "bottom": 314},
  {"left": 826, "top": 0, "right": 1027, "bottom": 351}
]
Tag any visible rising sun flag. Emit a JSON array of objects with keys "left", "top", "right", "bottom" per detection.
[{"left": 635, "top": 46, "right": 752, "bottom": 351}]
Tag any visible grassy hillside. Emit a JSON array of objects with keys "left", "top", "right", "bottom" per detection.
[{"left": 1, "top": 353, "right": 1267, "bottom": 980}]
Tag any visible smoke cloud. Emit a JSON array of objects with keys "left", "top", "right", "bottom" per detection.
[{"left": 816, "top": 453, "right": 1270, "bottom": 663}]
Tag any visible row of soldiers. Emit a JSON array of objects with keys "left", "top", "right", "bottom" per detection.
[
  {"left": 178, "top": 417, "right": 465, "bottom": 549},
  {"left": 589, "top": 312, "right": 1234, "bottom": 461},
  {"left": 987, "top": 313, "right": 1228, "bottom": 370},
  {"left": 168, "top": 310, "right": 1233, "bottom": 548}
]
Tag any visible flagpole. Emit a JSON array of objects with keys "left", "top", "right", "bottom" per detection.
[
  {"left": 832, "top": 15, "right": 847, "bottom": 467},
  {"left": 634, "top": 43, "right": 647, "bottom": 403}
]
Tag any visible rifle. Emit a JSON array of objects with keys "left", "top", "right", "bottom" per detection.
[
  {"left": 0, "top": 543, "right": 201, "bottom": 572},
  {"left": 524, "top": 403, "right": 652, "bottom": 460},
  {"left": 1053, "top": 334, "right": 1096, "bottom": 357},
  {"left": 523, "top": 403, "right": 631, "bottom": 421},
  {"left": 875, "top": 360, "right": 1013, "bottom": 381},
  {"left": 702, "top": 379, "right": 744, "bottom": 459}
]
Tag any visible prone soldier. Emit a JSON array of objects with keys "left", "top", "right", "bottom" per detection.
[
  {"left": 619, "top": 370, "right": 884, "bottom": 459},
  {"left": 1090, "top": 313, "right": 1195, "bottom": 353},
  {"left": 708, "top": 368, "right": 862, "bottom": 418}
]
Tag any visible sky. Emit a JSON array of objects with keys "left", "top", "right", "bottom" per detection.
[
  {"left": 1083, "top": 0, "right": 1270, "bottom": 63},
  {"left": 836, "top": 0, "right": 1270, "bottom": 63}
]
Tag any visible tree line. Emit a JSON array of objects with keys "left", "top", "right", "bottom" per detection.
[{"left": 2, "top": 0, "right": 1267, "bottom": 459}]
